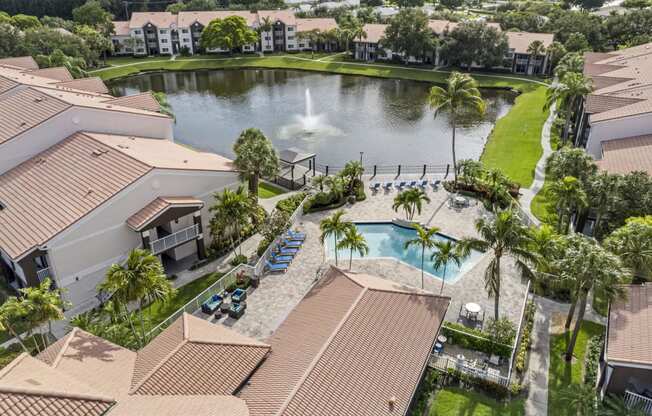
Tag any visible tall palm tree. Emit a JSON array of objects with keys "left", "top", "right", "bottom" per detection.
[
  {"left": 20, "top": 278, "right": 67, "bottom": 350},
  {"left": 586, "top": 172, "right": 620, "bottom": 236},
  {"left": 545, "top": 72, "right": 592, "bottom": 143},
  {"left": 320, "top": 210, "right": 353, "bottom": 266},
  {"left": 554, "top": 52, "right": 584, "bottom": 80},
  {"left": 558, "top": 383, "right": 597, "bottom": 416},
  {"left": 432, "top": 240, "right": 466, "bottom": 294},
  {"left": 100, "top": 249, "right": 173, "bottom": 346},
  {"left": 526, "top": 40, "right": 546, "bottom": 75},
  {"left": 0, "top": 297, "right": 29, "bottom": 352},
  {"left": 547, "top": 176, "right": 588, "bottom": 234},
  {"left": 458, "top": 210, "right": 536, "bottom": 320},
  {"left": 325, "top": 175, "right": 346, "bottom": 202},
  {"left": 258, "top": 16, "right": 273, "bottom": 53},
  {"left": 404, "top": 224, "right": 441, "bottom": 289},
  {"left": 552, "top": 235, "right": 626, "bottom": 360},
  {"left": 392, "top": 188, "right": 431, "bottom": 221},
  {"left": 311, "top": 174, "right": 327, "bottom": 192},
  {"left": 429, "top": 72, "right": 486, "bottom": 186},
  {"left": 210, "top": 185, "right": 252, "bottom": 255},
  {"left": 604, "top": 219, "right": 652, "bottom": 282},
  {"left": 528, "top": 224, "right": 564, "bottom": 275},
  {"left": 233, "top": 128, "right": 280, "bottom": 199},
  {"left": 337, "top": 227, "right": 369, "bottom": 270}
]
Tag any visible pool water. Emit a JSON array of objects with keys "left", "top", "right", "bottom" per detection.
[{"left": 326, "top": 222, "right": 483, "bottom": 282}]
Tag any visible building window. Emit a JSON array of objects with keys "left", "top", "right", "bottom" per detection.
[
  {"left": 287, "top": 27, "right": 294, "bottom": 31},
  {"left": 288, "top": 44, "right": 294, "bottom": 49},
  {"left": 265, "top": 36, "right": 271, "bottom": 40},
  {"left": 161, "top": 38, "right": 168, "bottom": 43},
  {"left": 288, "top": 36, "right": 294, "bottom": 40},
  {"left": 134, "top": 30, "right": 142, "bottom": 35},
  {"left": 299, "top": 43, "right": 305, "bottom": 47},
  {"left": 35, "top": 255, "right": 48, "bottom": 270},
  {"left": 162, "top": 47, "right": 169, "bottom": 52},
  {"left": 137, "top": 48, "right": 145, "bottom": 52},
  {"left": 159, "top": 29, "right": 168, "bottom": 34},
  {"left": 181, "top": 29, "right": 189, "bottom": 33}
]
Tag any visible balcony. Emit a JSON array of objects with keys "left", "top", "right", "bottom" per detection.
[
  {"left": 625, "top": 390, "right": 652, "bottom": 415},
  {"left": 150, "top": 224, "right": 199, "bottom": 255},
  {"left": 36, "top": 267, "right": 52, "bottom": 282}
]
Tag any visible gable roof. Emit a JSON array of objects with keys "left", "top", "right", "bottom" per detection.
[
  {"left": 607, "top": 284, "right": 652, "bottom": 366},
  {"left": 105, "top": 91, "right": 161, "bottom": 112},
  {"left": 597, "top": 134, "right": 652, "bottom": 175},
  {"left": 505, "top": 31, "right": 554, "bottom": 54},
  {"left": 127, "top": 196, "right": 204, "bottom": 231},
  {"left": 28, "top": 67, "right": 73, "bottom": 82},
  {"left": 129, "top": 12, "right": 177, "bottom": 29},
  {"left": 239, "top": 267, "right": 450, "bottom": 416},
  {"left": 296, "top": 18, "right": 337, "bottom": 33},
  {"left": 0, "top": 56, "right": 39, "bottom": 70},
  {"left": 58, "top": 77, "right": 110, "bottom": 94},
  {"left": 178, "top": 10, "right": 259, "bottom": 27},
  {"left": 113, "top": 21, "right": 131, "bottom": 36},
  {"left": 258, "top": 10, "right": 296, "bottom": 26}
]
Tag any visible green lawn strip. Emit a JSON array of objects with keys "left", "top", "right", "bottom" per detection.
[
  {"left": 258, "top": 182, "right": 286, "bottom": 199},
  {"left": 530, "top": 178, "right": 555, "bottom": 223},
  {"left": 141, "top": 271, "right": 224, "bottom": 326},
  {"left": 481, "top": 85, "right": 548, "bottom": 188},
  {"left": 429, "top": 387, "right": 525, "bottom": 416},
  {"left": 548, "top": 321, "right": 605, "bottom": 416}
]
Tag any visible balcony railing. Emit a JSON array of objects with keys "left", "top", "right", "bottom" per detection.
[
  {"left": 625, "top": 390, "right": 652, "bottom": 415},
  {"left": 36, "top": 267, "right": 51, "bottom": 282},
  {"left": 150, "top": 224, "right": 199, "bottom": 255}
]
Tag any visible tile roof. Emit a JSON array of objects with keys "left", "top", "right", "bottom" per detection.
[
  {"left": 58, "top": 77, "right": 110, "bottom": 94},
  {"left": 0, "top": 75, "right": 19, "bottom": 94},
  {"left": 178, "top": 10, "right": 259, "bottom": 27},
  {"left": 107, "top": 395, "right": 248, "bottom": 416},
  {"left": 585, "top": 94, "right": 642, "bottom": 114},
  {"left": 131, "top": 313, "right": 269, "bottom": 396},
  {"left": 596, "top": 134, "right": 652, "bottom": 175},
  {"left": 239, "top": 267, "right": 450, "bottom": 416},
  {"left": 505, "top": 31, "right": 554, "bottom": 54},
  {"left": 359, "top": 23, "right": 387, "bottom": 43},
  {"left": 28, "top": 67, "right": 73, "bottom": 82},
  {"left": 296, "top": 18, "right": 337, "bottom": 33},
  {"left": 607, "top": 284, "right": 652, "bottom": 366},
  {"left": 258, "top": 10, "right": 296, "bottom": 26},
  {"left": 0, "top": 56, "right": 39, "bottom": 70},
  {"left": 127, "top": 196, "right": 204, "bottom": 231},
  {"left": 105, "top": 91, "right": 161, "bottom": 112},
  {"left": 112, "top": 20, "right": 131, "bottom": 36},
  {"left": 129, "top": 12, "right": 177, "bottom": 29}
]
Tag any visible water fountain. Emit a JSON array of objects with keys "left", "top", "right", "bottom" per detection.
[{"left": 279, "top": 88, "right": 342, "bottom": 139}]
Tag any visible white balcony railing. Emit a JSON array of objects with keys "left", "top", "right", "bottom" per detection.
[
  {"left": 625, "top": 390, "right": 652, "bottom": 415},
  {"left": 150, "top": 224, "right": 199, "bottom": 255},
  {"left": 36, "top": 267, "right": 51, "bottom": 282}
]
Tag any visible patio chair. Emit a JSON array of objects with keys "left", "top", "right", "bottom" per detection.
[
  {"left": 369, "top": 182, "right": 381, "bottom": 192},
  {"left": 396, "top": 181, "right": 407, "bottom": 189},
  {"left": 282, "top": 239, "right": 302, "bottom": 248},
  {"left": 231, "top": 288, "right": 247, "bottom": 303},
  {"left": 228, "top": 302, "right": 246, "bottom": 319},
  {"left": 201, "top": 294, "right": 224, "bottom": 314},
  {"left": 419, "top": 179, "right": 428, "bottom": 188},
  {"left": 265, "top": 260, "right": 288, "bottom": 273},
  {"left": 407, "top": 180, "right": 418, "bottom": 188},
  {"left": 275, "top": 245, "right": 298, "bottom": 255},
  {"left": 270, "top": 253, "right": 293, "bottom": 264},
  {"left": 286, "top": 230, "right": 306, "bottom": 240},
  {"left": 383, "top": 182, "right": 393, "bottom": 190},
  {"left": 431, "top": 180, "right": 441, "bottom": 189}
]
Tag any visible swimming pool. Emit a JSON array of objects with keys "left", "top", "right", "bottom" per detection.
[{"left": 326, "top": 222, "right": 483, "bottom": 283}]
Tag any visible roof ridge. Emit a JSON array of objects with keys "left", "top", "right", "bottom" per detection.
[
  {"left": 130, "top": 339, "right": 188, "bottom": 394},
  {"left": 273, "top": 275, "right": 368, "bottom": 416},
  {"left": 187, "top": 339, "right": 271, "bottom": 349},
  {"left": 51, "top": 327, "right": 79, "bottom": 368},
  {"left": 338, "top": 267, "right": 452, "bottom": 300},
  {"left": 0, "top": 385, "right": 115, "bottom": 404},
  {"left": 82, "top": 131, "right": 155, "bottom": 170},
  {"left": 0, "top": 352, "right": 29, "bottom": 379}
]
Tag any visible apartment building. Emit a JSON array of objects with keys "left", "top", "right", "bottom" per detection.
[
  {"left": 0, "top": 57, "right": 241, "bottom": 313},
  {"left": 354, "top": 21, "right": 554, "bottom": 75}
]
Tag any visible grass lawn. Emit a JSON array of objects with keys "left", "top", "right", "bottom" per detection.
[
  {"left": 530, "top": 179, "right": 555, "bottom": 223},
  {"left": 94, "top": 54, "right": 548, "bottom": 190},
  {"left": 548, "top": 321, "right": 605, "bottom": 416},
  {"left": 142, "top": 271, "right": 224, "bottom": 326},
  {"left": 258, "top": 182, "right": 286, "bottom": 199},
  {"left": 429, "top": 387, "right": 525, "bottom": 416}
]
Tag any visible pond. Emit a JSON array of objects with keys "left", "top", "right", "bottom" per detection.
[{"left": 110, "top": 69, "right": 516, "bottom": 166}]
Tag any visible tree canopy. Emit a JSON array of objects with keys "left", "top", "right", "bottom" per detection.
[
  {"left": 200, "top": 16, "right": 259, "bottom": 53},
  {"left": 380, "top": 9, "right": 435, "bottom": 61},
  {"left": 439, "top": 22, "right": 508, "bottom": 69}
]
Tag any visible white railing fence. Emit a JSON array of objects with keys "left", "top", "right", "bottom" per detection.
[
  {"left": 625, "top": 390, "right": 652, "bottom": 415},
  {"left": 150, "top": 224, "right": 199, "bottom": 254},
  {"left": 429, "top": 354, "right": 510, "bottom": 387},
  {"left": 37, "top": 267, "right": 52, "bottom": 282},
  {"left": 508, "top": 279, "right": 531, "bottom": 382}
]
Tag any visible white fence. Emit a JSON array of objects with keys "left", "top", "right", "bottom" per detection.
[
  {"left": 150, "top": 224, "right": 199, "bottom": 254},
  {"left": 625, "top": 390, "right": 652, "bottom": 415},
  {"left": 429, "top": 354, "right": 510, "bottom": 387}
]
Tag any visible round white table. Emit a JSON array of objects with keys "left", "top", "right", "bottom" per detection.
[{"left": 465, "top": 302, "right": 482, "bottom": 314}]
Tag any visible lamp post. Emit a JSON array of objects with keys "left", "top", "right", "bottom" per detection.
[{"left": 359, "top": 151, "right": 364, "bottom": 181}]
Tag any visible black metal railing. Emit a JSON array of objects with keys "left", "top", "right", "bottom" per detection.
[{"left": 314, "top": 163, "right": 450, "bottom": 178}]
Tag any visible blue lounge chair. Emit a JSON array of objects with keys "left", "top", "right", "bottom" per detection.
[
  {"left": 383, "top": 182, "right": 393, "bottom": 190},
  {"left": 396, "top": 181, "right": 407, "bottom": 189},
  {"left": 266, "top": 261, "right": 288, "bottom": 273},
  {"left": 369, "top": 182, "right": 380, "bottom": 192},
  {"left": 419, "top": 179, "right": 428, "bottom": 188},
  {"left": 431, "top": 179, "right": 441, "bottom": 189},
  {"left": 282, "top": 239, "right": 302, "bottom": 248},
  {"left": 285, "top": 230, "right": 306, "bottom": 240},
  {"left": 270, "top": 253, "right": 293, "bottom": 263},
  {"left": 201, "top": 294, "right": 224, "bottom": 314},
  {"left": 407, "top": 180, "right": 418, "bottom": 188},
  {"left": 275, "top": 245, "right": 298, "bottom": 255}
]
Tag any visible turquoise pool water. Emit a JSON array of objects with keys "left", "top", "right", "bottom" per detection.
[{"left": 326, "top": 222, "right": 483, "bottom": 282}]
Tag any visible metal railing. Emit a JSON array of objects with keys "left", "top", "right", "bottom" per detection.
[
  {"left": 36, "top": 267, "right": 52, "bottom": 282},
  {"left": 429, "top": 354, "right": 510, "bottom": 387},
  {"left": 314, "top": 163, "right": 449, "bottom": 178},
  {"left": 625, "top": 390, "right": 652, "bottom": 414},
  {"left": 150, "top": 224, "right": 199, "bottom": 255}
]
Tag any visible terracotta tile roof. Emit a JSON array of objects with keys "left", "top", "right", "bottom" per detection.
[
  {"left": 28, "top": 67, "right": 73, "bottom": 82},
  {"left": 178, "top": 11, "right": 259, "bottom": 27},
  {"left": 105, "top": 91, "right": 161, "bottom": 112},
  {"left": 590, "top": 98, "right": 652, "bottom": 122},
  {"left": 505, "top": 31, "right": 554, "bottom": 54},
  {"left": 0, "top": 132, "right": 151, "bottom": 259},
  {"left": 428, "top": 19, "right": 458, "bottom": 34},
  {"left": 127, "top": 196, "right": 203, "bottom": 231},
  {"left": 108, "top": 395, "right": 249, "bottom": 416},
  {"left": 296, "top": 18, "right": 337, "bottom": 33},
  {"left": 57, "top": 77, "right": 110, "bottom": 94},
  {"left": 0, "top": 56, "right": 38, "bottom": 70},
  {"left": 607, "top": 284, "right": 652, "bottom": 366},
  {"left": 131, "top": 313, "right": 269, "bottom": 396},
  {"left": 359, "top": 23, "right": 387, "bottom": 43},
  {"left": 240, "top": 267, "right": 450, "bottom": 416},
  {"left": 113, "top": 20, "right": 131, "bottom": 36},
  {"left": 0, "top": 88, "right": 71, "bottom": 145},
  {"left": 585, "top": 94, "right": 642, "bottom": 114},
  {"left": 0, "top": 391, "right": 113, "bottom": 416},
  {"left": 129, "top": 12, "right": 177, "bottom": 29},
  {"left": 0, "top": 75, "right": 19, "bottom": 94},
  {"left": 589, "top": 75, "right": 633, "bottom": 91},
  {"left": 596, "top": 134, "right": 652, "bottom": 175},
  {"left": 258, "top": 10, "right": 296, "bottom": 26}
]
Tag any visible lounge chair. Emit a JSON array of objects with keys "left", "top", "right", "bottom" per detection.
[
  {"left": 369, "top": 182, "right": 380, "bottom": 192},
  {"left": 285, "top": 230, "right": 306, "bottom": 241},
  {"left": 407, "top": 180, "right": 418, "bottom": 188},
  {"left": 201, "top": 294, "right": 224, "bottom": 314},
  {"left": 419, "top": 179, "right": 428, "bottom": 188},
  {"left": 270, "top": 253, "right": 293, "bottom": 264},
  {"left": 396, "top": 181, "right": 407, "bottom": 189},
  {"left": 231, "top": 288, "right": 247, "bottom": 303},
  {"left": 275, "top": 245, "right": 298, "bottom": 255},
  {"left": 383, "top": 182, "right": 393, "bottom": 190},
  {"left": 282, "top": 239, "right": 302, "bottom": 248},
  {"left": 431, "top": 179, "right": 441, "bottom": 189},
  {"left": 265, "top": 260, "right": 288, "bottom": 273},
  {"left": 228, "top": 301, "right": 246, "bottom": 319}
]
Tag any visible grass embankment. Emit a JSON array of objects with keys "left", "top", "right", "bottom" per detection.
[
  {"left": 548, "top": 321, "right": 605, "bottom": 416},
  {"left": 429, "top": 387, "right": 525, "bottom": 416},
  {"left": 258, "top": 182, "right": 286, "bottom": 199},
  {"left": 95, "top": 54, "right": 548, "bottom": 189}
]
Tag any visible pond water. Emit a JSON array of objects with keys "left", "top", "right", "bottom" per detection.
[{"left": 110, "top": 69, "right": 515, "bottom": 166}]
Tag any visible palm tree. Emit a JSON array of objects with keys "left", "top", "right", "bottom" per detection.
[
  {"left": 320, "top": 210, "right": 353, "bottom": 266},
  {"left": 526, "top": 40, "right": 546, "bottom": 75},
  {"left": 458, "top": 210, "right": 536, "bottom": 320},
  {"left": 545, "top": 72, "right": 592, "bottom": 143},
  {"left": 528, "top": 224, "right": 564, "bottom": 275},
  {"left": 0, "top": 297, "right": 29, "bottom": 352},
  {"left": 600, "top": 394, "right": 649, "bottom": 416},
  {"left": 586, "top": 172, "right": 620, "bottom": 236},
  {"left": 233, "top": 128, "right": 280, "bottom": 199},
  {"left": 458, "top": 159, "right": 483, "bottom": 186},
  {"left": 258, "top": 16, "right": 273, "bottom": 53},
  {"left": 558, "top": 383, "right": 597, "bottom": 416},
  {"left": 547, "top": 176, "right": 588, "bottom": 234},
  {"left": 337, "top": 227, "right": 369, "bottom": 270},
  {"left": 552, "top": 235, "right": 626, "bottom": 360},
  {"left": 100, "top": 249, "right": 173, "bottom": 346},
  {"left": 604, "top": 219, "right": 652, "bottom": 281},
  {"left": 311, "top": 174, "right": 327, "bottom": 192},
  {"left": 341, "top": 160, "right": 364, "bottom": 193},
  {"left": 404, "top": 224, "right": 441, "bottom": 289},
  {"left": 429, "top": 72, "right": 486, "bottom": 186},
  {"left": 210, "top": 185, "right": 252, "bottom": 255},
  {"left": 432, "top": 240, "right": 466, "bottom": 294},
  {"left": 326, "top": 174, "right": 346, "bottom": 202},
  {"left": 392, "top": 188, "right": 431, "bottom": 221},
  {"left": 20, "top": 278, "right": 68, "bottom": 350},
  {"left": 554, "top": 52, "right": 584, "bottom": 80}
]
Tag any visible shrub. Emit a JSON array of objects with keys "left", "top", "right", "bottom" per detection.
[
  {"left": 583, "top": 335, "right": 604, "bottom": 386},
  {"left": 409, "top": 369, "right": 439, "bottom": 416},
  {"left": 353, "top": 179, "right": 366, "bottom": 201},
  {"left": 275, "top": 192, "right": 307, "bottom": 215},
  {"left": 257, "top": 237, "right": 272, "bottom": 256},
  {"left": 515, "top": 301, "right": 536, "bottom": 373},
  {"left": 230, "top": 254, "right": 248, "bottom": 267},
  {"left": 485, "top": 317, "right": 517, "bottom": 345},
  {"left": 441, "top": 323, "right": 512, "bottom": 357},
  {"left": 443, "top": 368, "right": 510, "bottom": 400}
]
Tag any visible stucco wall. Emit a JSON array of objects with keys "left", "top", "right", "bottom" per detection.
[{"left": 587, "top": 113, "right": 652, "bottom": 158}]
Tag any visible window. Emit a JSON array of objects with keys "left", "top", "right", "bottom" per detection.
[
  {"left": 162, "top": 47, "right": 169, "bottom": 52},
  {"left": 181, "top": 29, "right": 189, "bottom": 33},
  {"left": 126, "top": 47, "right": 133, "bottom": 52},
  {"left": 160, "top": 29, "right": 168, "bottom": 34},
  {"left": 288, "top": 36, "right": 294, "bottom": 40},
  {"left": 161, "top": 38, "right": 168, "bottom": 43},
  {"left": 299, "top": 43, "right": 305, "bottom": 48},
  {"left": 288, "top": 44, "right": 294, "bottom": 49},
  {"left": 265, "top": 36, "right": 271, "bottom": 40},
  {"left": 137, "top": 48, "right": 145, "bottom": 52},
  {"left": 287, "top": 27, "right": 294, "bottom": 31},
  {"left": 35, "top": 255, "right": 48, "bottom": 269},
  {"left": 134, "top": 30, "right": 142, "bottom": 35}
]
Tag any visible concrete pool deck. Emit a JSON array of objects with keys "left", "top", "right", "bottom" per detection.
[{"left": 225, "top": 184, "right": 529, "bottom": 341}]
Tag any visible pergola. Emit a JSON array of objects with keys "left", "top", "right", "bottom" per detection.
[{"left": 278, "top": 147, "right": 316, "bottom": 182}]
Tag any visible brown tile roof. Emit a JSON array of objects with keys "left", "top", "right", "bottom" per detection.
[
  {"left": 131, "top": 313, "right": 269, "bottom": 396},
  {"left": 0, "top": 75, "right": 19, "bottom": 94},
  {"left": 0, "top": 56, "right": 38, "bottom": 70},
  {"left": 0, "top": 88, "right": 71, "bottom": 145},
  {"left": 359, "top": 23, "right": 387, "bottom": 43},
  {"left": 129, "top": 12, "right": 177, "bottom": 29},
  {"left": 596, "top": 134, "right": 652, "bottom": 175},
  {"left": 58, "top": 77, "right": 110, "bottom": 94},
  {"left": 105, "top": 91, "right": 161, "bottom": 112},
  {"left": 239, "top": 267, "right": 450, "bottom": 416},
  {"left": 108, "top": 395, "right": 249, "bottom": 416},
  {"left": 505, "top": 31, "right": 554, "bottom": 54},
  {"left": 178, "top": 11, "right": 259, "bottom": 27},
  {"left": 28, "top": 67, "right": 73, "bottom": 82},
  {"left": 296, "top": 18, "right": 337, "bottom": 33},
  {"left": 584, "top": 94, "right": 642, "bottom": 114},
  {"left": 589, "top": 75, "right": 633, "bottom": 91},
  {"left": 258, "top": 10, "right": 296, "bottom": 26},
  {"left": 607, "top": 284, "right": 652, "bottom": 366},
  {"left": 113, "top": 20, "right": 131, "bottom": 36},
  {"left": 0, "top": 391, "right": 113, "bottom": 416},
  {"left": 127, "top": 196, "right": 203, "bottom": 231}
]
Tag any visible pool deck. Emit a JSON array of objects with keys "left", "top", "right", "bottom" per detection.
[{"left": 223, "top": 182, "right": 529, "bottom": 341}]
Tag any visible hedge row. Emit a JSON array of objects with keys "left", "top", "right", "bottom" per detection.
[
  {"left": 441, "top": 323, "right": 512, "bottom": 358},
  {"left": 583, "top": 335, "right": 604, "bottom": 387},
  {"left": 515, "top": 301, "right": 536, "bottom": 373}
]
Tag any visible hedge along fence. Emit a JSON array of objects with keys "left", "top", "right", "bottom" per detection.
[
  {"left": 441, "top": 323, "right": 513, "bottom": 358},
  {"left": 583, "top": 334, "right": 604, "bottom": 387},
  {"left": 515, "top": 301, "right": 536, "bottom": 373}
]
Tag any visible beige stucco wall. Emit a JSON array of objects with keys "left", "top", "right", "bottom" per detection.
[
  {"left": 587, "top": 113, "right": 652, "bottom": 158},
  {"left": 47, "top": 168, "right": 240, "bottom": 310},
  {"left": 0, "top": 107, "right": 174, "bottom": 174}
]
